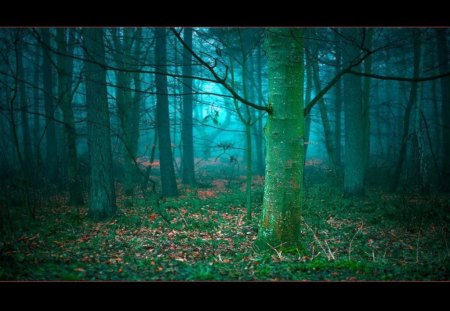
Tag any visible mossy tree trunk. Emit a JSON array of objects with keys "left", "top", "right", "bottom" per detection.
[
  {"left": 256, "top": 28, "right": 304, "bottom": 251},
  {"left": 84, "top": 28, "right": 117, "bottom": 219}
]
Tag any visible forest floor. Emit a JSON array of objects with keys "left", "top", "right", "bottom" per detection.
[{"left": 1, "top": 177, "right": 449, "bottom": 281}]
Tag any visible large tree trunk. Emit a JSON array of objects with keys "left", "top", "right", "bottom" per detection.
[
  {"left": 41, "top": 29, "right": 58, "bottom": 184},
  {"left": 57, "top": 28, "right": 84, "bottom": 205},
  {"left": 155, "top": 28, "right": 179, "bottom": 197},
  {"left": 343, "top": 29, "right": 366, "bottom": 197},
  {"left": 389, "top": 30, "right": 421, "bottom": 193},
  {"left": 256, "top": 28, "right": 304, "bottom": 251},
  {"left": 181, "top": 28, "right": 195, "bottom": 185},
  {"left": 435, "top": 29, "right": 450, "bottom": 191},
  {"left": 84, "top": 28, "right": 116, "bottom": 219}
]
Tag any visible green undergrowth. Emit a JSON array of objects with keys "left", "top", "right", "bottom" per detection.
[{"left": 0, "top": 181, "right": 448, "bottom": 280}]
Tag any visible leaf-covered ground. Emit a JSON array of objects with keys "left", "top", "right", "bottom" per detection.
[{"left": 0, "top": 179, "right": 449, "bottom": 281}]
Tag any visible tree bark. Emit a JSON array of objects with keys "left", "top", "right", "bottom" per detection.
[
  {"left": 112, "top": 28, "right": 140, "bottom": 196},
  {"left": 41, "top": 29, "right": 58, "bottom": 184},
  {"left": 343, "top": 29, "right": 366, "bottom": 197},
  {"left": 181, "top": 28, "right": 195, "bottom": 185},
  {"left": 312, "top": 58, "right": 338, "bottom": 176},
  {"left": 304, "top": 46, "right": 313, "bottom": 160},
  {"left": 57, "top": 28, "right": 84, "bottom": 205},
  {"left": 255, "top": 44, "right": 265, "bottom": 175},
  {"left": 155, "top": 28, "right": 179, "bottom": 197},
  {"left": 389, "top": 30, "right": 421, "bottom": 192},
  {"left": 334, "top": 35, "right": 342, "bottom": 171},
  {"left": 362, "top": 29, "right": 373, "bottom": 174},
  {"left": 84, "top": 28, "right": 116, "bottom": 219},
  {"left": 256, "top": 28, "right": 304, "bottom": 251},
  {"left": 16, "top": 31, "right": 33, "bottom": 176},
  {"left": 435, "top": 29, "right": 450, "bottom": 191},
  {"left": 33, "top": 42, "right": 42, "bottom": 174}
]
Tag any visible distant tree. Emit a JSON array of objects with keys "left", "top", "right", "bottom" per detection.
[
  {"left": 255, "top": 44, "right": 265, "bottom": 175},
  {"left": 32, "top": 42, "right": 42, "bottom": 173},
  {"left": 16, "top": 30, "right": 33, "bottom": 176},
  {"left": 310, "top": 33, "right": 338, "bottom": 177},
  {"left": 435, "top": 28, "right": 450, "bottom": 192},
  {"left": 225, "top": 29, "right": 255, "bottom": 220},
  {"left": 181, "top": 27, "right": 195, "bottom": 186},
  {"left": 343, "top": 29, "right": 366, "bottom": 197},
  {"left": 84, "top": 28, "right": 116, "bottom": 219},
  {"left": 389, "top": 30, "right": 422, "bottom": 192},
  {"left": 334, "top": 33, "right": 343, "bottom": 172},
  {"left": 56, "top": 28, "right": 84, "bottom": 205},
  {"left": 155, "top": 28, "right": 179, "bottom": 197},
  {"left": 111, "top": 28, "right": 141, "bottom": 196},
  {"left": 41, "top": 29, "right": 58, "bottom": 184}
]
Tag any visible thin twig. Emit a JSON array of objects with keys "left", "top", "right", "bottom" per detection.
[
  {"left": 416, "top": 220, "right": 422, "bottom": 264},
  {"left": 348, "top": 222, "right": 364, "bottom": 261},
  {"left": 265, "top": 242, "right": 284, "bottom": 259},
  {"left": 323, "top": 238, "right": 336, "bottom": 260},
  {"left": 302, "top": 217, "right": 332, "bottom": 261}
]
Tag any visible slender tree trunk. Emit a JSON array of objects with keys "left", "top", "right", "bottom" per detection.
[
  {"left": 304, "top": 47, "right": 313, "bottom": 159},
  {"left": 389, "top": 30, "right": 421, "bottom": 192},
  {"left": 435, "top": 29, "right": 450, "bottom": 191},
  {"left": 112, "top": 28, "right": 139, "bottom": 196},
  {"left": 182, "top": 28, "right": 195, "bottom": 185},
  {"left": 131, "top": 28, "right": 142, "bottom": 188},
  {"left": 255, "top": 45, "right": 265, "bottom": 175},
  {"left": 334, "top": 35, "right": 342, "bottom": 171},
  {"left": 343, "top": 29, "right": 366, "bottom": 197},
  {"left": 362, "top": 29, "right": 373, "bottom": 173},
  {"left": 256, "top": 28, "right": 304, "bottom": 251},
  {"left": 312, "top": 58, "right": 338, "bottom": 175},
  {"left": 57, "top": 28, "right": 84, "bottom": 205},
  {"left": 415, "top": 82, "right": 429, "bottom": 194},
  {"left": 432, "top": 79, "right": 441, "bottom": 161},
  {"left": 155, "top": 28, "right": 179, "bottom": 197},
  {"left": 84, "top": 28, "right": 116, "bottom": 219},
  {"left": 16, "top": 32, "right": 33, "bottom": 175},
  {"left": 41, "top": 29, "right": 58, "bottom": 184},
  {"left": 33, "top": 44, "right": 42, "bottom": 174},
  {"left": 242, "top": 57, "right": 253, "bottom": 220}
]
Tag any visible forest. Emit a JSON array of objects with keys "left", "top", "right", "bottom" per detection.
[{"left": 0, "top": 27, "right": 449, "bottom": 281}]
